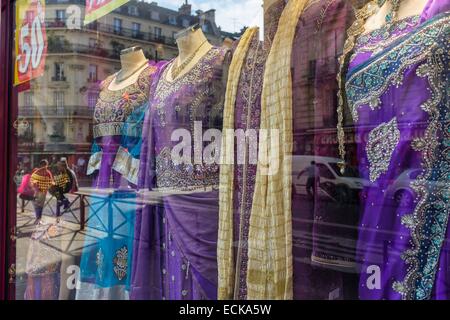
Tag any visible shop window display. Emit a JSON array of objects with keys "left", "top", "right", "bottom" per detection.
[{"left": 0, "top": 0, "right": 448, "bottom": 301}]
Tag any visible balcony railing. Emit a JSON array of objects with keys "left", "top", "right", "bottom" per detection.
[
  {"left": 45, "top": 19, "right": 177, "bottom": 47},
  {"left": 51, "top": 75, "right": 67, "bottom": 81},
  {"left": 19, "top": 105, "right": 94, "bottom": 117},
  {"left": 47, "top": 41, "right": 121, "bottom": 59}
]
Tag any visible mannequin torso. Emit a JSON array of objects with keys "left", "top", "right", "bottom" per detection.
[
  {"left": 166, "top": 28, "right": 213, "bottom": 82},
  {"left": 108, "top": 47, "right": 148, "bottom": 91}
]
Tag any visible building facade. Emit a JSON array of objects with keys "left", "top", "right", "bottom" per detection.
[{"left": 16, "top": 0, "right": 225, "bottom": 183}]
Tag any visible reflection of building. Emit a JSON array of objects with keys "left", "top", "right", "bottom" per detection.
[
  {"left": 17, "top": 0, "right": 225, "bottom": 179},
  {"left": 290, "top": 0, "right": 392, "bottom": 166},
  {"left": 291, "top": 2, "right": 356, "bottom": 163}
]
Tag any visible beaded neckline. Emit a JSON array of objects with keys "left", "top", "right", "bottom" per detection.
[
  {"left": 163, "top": 46, "right": 215, "bottom": 84},
  {"left": 356, "top": 15, "right": 420, "bottom": 47},
  {"left": 99, "top": 64, "right": 154, "bottom": 103}
]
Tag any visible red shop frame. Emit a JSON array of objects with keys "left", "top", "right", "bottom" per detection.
[{"left": 0, "top": 0, "right": 17, "bottom": 300}]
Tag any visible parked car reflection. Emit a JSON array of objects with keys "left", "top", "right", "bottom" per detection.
[{"left": 292, "top": 155, "right": 372, "bottom": 203}]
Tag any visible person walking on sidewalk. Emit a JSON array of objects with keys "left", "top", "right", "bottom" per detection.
[
  {"left": 49, "top": 158, "right": 79, "bottom": 221},
  {"left": 30, "top": 159, "right": 55, "bottom": 224}
]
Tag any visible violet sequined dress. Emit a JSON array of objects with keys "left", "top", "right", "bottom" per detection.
[
  {"left": 344, "top": 0, "right": 450, "bottom": 299},
  {"left": 131, "top": 46, "right": 231, "bottom": 300}
]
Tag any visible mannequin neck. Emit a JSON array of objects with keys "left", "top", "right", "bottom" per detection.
[
  {"left": 176, "top": 28, "right": 211, "bottom": 63},
  {"left": 117, "top": 48, "right": 148, "bottom": 82}
]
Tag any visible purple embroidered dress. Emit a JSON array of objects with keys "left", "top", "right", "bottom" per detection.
[
  {"left": 131, "top": 46, "right": 230, "bottom": 300},
  {"left": 344, "top": 0, "right": 450, "bottom": 299},
  {"left": 87, "top": 63, "right": 157, "bottom": 188}
]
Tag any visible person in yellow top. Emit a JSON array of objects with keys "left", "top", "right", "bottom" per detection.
[
  {"left": 30, "top": 159, "right": 55, "bottom": 224},
  {"left": 49, "top": 158, "right": 79, "bottom": 221}
]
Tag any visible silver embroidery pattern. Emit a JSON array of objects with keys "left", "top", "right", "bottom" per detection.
[
  {"left": 155, "top": 147, "right": 220, "bottom": 190},
  {"left": 345, "top": 17, "right": 449, "bottom": 122},
  {"left": 393, "top": 45, "right": 450, "bottom": 300},
  {"left": 153, "top": 48, "right": 222, "bottom": 127},
  {"left": 113, "top": 246, "right": 128, "bottom": 281},
  {"left": 93, "top": 66, "right": 154, "bottom": 137},
  {"left": 96, "top": 248, "right": 104, "bottom": 282},
  {"left": 366, "top": 117, "right": 401, "bottom": 182}
]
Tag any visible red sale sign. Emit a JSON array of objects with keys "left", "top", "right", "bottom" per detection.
[
  {"left": 84, "top": 0, "right": 130, "bottom": 25},
  {"left": 14, "top": 0, "right": 47, "bottom": 86}
]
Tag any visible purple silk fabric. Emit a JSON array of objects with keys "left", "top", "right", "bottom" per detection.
[
  {"left": 162, "top": 191, "right": 219, "bottom": 299},
  {"left": 349, "top": 0, "right": 450, "bottom": 299},
  {"left": 92, "top": 135, "right": 123, "bottom": 188}
]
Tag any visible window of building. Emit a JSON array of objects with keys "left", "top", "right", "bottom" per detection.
[
  {"left": 182, "top": 18, "right": 190, "bottom": 27},
  {"left": 113, "top": 18, "right": 122, "bottom": 34},
  {"left": 87, "top": 92, "right": 97, "bottom": 109},
  {"left": 151, "top": 11, "right": 160, "bottom": 21},
  {"left": 128, "top": 5, "right": 138, "bottom": 16},
  {"left": 55, "top": 9, "right": 65, "bottom": 22},
  {"left": 154, "top": 27, "right": 162, "bottom": 39},
  {"left": 88, "top": 64, "right": 98, "bottom": 82},
  {"left": 53, "top": 62, "right": 65, "bottom": 81},
  {"left": 24, "top": 92, "right": 34, "bottom": 107},
  {"left": 132, "top": 22, "right": 141, "bottom": 38},
  {"left": 169, "top": 15, "right": 177, "bottom": 25},
  {"left": 53, "top": 91, "right": 65, "bottom": 115},
  {"left": 88, "top": 38, "right": 97, "bottom": 48}
]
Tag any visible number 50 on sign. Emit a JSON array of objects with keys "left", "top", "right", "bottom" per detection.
[{"left": 14, "top": 0, "right": 47, "bottom": 86}]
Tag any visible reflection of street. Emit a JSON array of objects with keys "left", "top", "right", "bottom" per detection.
[
  {"left": 16, "top": 198, "right": 84, "bottom": 300},
  {"left": 291, "top": 191, "right": 429, "bottom": 299},
  {"left": 15, "top": 192, "right": 139, "bottom": 300},
  {"left": 292, "top": 192, "right": 419, "bottom": 264},
  {"left": 291, "top": 192, "right": 359, "bottom": 299},
  {"left": 16, "top": 189, "right": 448, "bottom": 300},
  {"left": 291, "top": 190, "right": 450, "bottom": 299}
]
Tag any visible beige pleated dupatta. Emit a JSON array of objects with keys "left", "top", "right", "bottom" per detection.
[
  {"left": 218, "top": 27, "right": 259, "bottom": 300},
  {"left": 246, "top": 0, "right": 308, "bottom": 300}
]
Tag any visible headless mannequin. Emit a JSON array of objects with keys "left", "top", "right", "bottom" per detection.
[
  {"left": 364, "top": 0, "right": 429, "bottom": 33},
  {"left": 108, "top": 46, "right": 148, "bottom": 91},
  {"left": 166, "top": 27, "right": 213, "bottom": 82}
]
